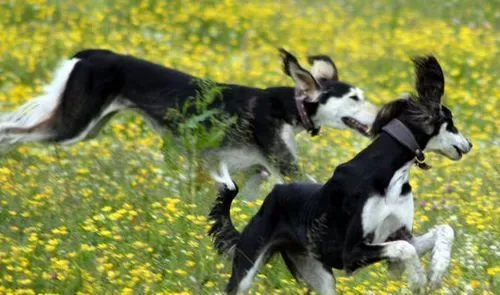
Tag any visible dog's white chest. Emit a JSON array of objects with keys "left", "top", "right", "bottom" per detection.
[{"left": 361, "top": 163, "right": 414, "bottom": 244}]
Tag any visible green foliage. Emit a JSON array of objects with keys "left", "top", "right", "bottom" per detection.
[{"left": 162, "top": 79, "right": 236, "bottom": 197}]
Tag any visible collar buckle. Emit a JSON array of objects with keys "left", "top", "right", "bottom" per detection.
[
  {"left": 415, "top": 149, "right": 431, "bottom": 170},
  {"left": 382, "top": 119, "right": 431, "bottom": 170}
]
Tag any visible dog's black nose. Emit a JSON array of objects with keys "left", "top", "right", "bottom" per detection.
[{"left": 468, "top": 140, "right": 473, "bottom": 149}]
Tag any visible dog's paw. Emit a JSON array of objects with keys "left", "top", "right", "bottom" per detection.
[
  {"left": 387, "top": 260, "right": 405, "bottom": 278},
  {"left": 408, "top": 269, "right": 427, "bottom": 294},
  {"left": 427, "top": 270, "right": 444, "bottom": 290}
]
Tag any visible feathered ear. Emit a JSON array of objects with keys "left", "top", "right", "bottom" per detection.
[
  {"left": 308, "top": 55, "right": 339, "bottom": 82},
  {"left": 279, "top": 48, "right": 320, "bottom": 101},
  {"left": 413, "top": 56, "right": 444, "bottom": 111}
]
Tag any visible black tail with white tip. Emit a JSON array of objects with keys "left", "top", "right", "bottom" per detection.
[{"left": 208, "top": 163, "right": 240, "bottom": 255}]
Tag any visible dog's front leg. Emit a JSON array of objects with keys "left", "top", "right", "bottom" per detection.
[
  {"left": 411, "top": 224, "right": 455, "bottom": 289},
  {"left": 343, "top": 241, "right": 427, "bottom": 293}
]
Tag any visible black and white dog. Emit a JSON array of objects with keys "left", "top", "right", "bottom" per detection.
[
  {"left": 209, "top": 56, "right": 472, "bottom": 294},
  {"left": 0, "top": 49, "right": 376, "bottom": 197}
]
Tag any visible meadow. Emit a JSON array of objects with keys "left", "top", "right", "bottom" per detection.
[{"left": 0, "top": 0, "right": 498, "bottom": 294}]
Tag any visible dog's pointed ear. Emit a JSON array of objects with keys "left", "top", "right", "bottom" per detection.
[
  {"left": 279, "top": 48, "right": 320, "bottom": 101},
  {"left": 413, "top": 56, "right": 444, "bottom": 111},
  {"left": 308, "top": 55, "right": 339, "bottom": 82}
]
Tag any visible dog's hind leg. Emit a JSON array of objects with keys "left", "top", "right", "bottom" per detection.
[
  {"left": 227, "top": 244, "right": 271, "bottom": 295},
  {"left": 283, "top": 252, "right": 336, "bottom": 295},
  {"left": 226, "top": 216, "right": 276, "bottom": 294},
  {"left": 411, "top": 224, "right": 455, "bottom": 289},
  {"left": 281, "top": 251, "right": 303, "bottom": 282}
]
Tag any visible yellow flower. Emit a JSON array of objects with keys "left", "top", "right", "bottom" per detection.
[
  {"left": 487, "top": 267, "right": 500, "bottom": 277},
  {"left": 175, "top": 269, "right": 187, "bottom": 276}
]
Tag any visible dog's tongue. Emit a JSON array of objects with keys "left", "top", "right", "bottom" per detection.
[{"left": 342, "top": 117, "right": 370, "bottom": 136}]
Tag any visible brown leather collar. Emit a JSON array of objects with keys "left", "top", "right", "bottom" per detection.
[
  {"left": 295, "top": 88, "right": 320, "bottom": 136},
  {"left": 382, "top": 119, "right": 431, "bottom": 170}
]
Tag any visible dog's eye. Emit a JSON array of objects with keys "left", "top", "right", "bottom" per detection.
[{"left": 349, "top": 95, "right": 359, "bottom": 101}]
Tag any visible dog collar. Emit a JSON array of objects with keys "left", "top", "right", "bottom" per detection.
[
  {"left": 294, "top": 88, "right": 320, "bottom": 136},
  {"left": 382, "top": 119, "right": 431, "bottom": 170}
]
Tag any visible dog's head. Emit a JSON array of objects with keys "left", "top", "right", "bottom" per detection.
[
  {"left": 371, "top": 56, "right": 472, "bottom": 161},
  {"left": 279, "top": 49, "right": 377, "bottom": 136}
]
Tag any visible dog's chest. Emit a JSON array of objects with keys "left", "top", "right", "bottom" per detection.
[{"left": 361, "top": 163, "right": 414, "bottom": 244}]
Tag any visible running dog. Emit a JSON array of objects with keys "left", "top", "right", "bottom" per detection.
[
  {"left": 0, "top": 49, "right": 377, "bottom": 198},
  {"left": 209, "top": 56, "right": 472, "bottom": 294}
]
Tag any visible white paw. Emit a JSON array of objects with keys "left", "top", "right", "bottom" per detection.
[
  {"left": 387, "top": 260, "right": 405, "bottom": 278},
  {"left": 408, "top": 269, "right": 427, "bottom": 294},
  {"left": 427, "top": 271, "right": 443, "bottom": 290}
]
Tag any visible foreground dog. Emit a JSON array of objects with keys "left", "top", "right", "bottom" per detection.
[
  {"left": 209, "top": 56, "right": 472, "bottom": 294},
  {"left": 0, "top": 49, "right": 376, "bottom": 197}
]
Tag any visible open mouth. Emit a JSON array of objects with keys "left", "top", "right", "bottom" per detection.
[
  {"left": 453, "top": 145, "right": 463, "bottom": 160},
  {"left": 342, "top": 117, "right": 370, "bottom": 137}
]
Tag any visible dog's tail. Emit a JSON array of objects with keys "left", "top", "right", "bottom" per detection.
[
  {"left": 0, "top": 59, "right": 79, "bottom": 133},
  {"left": 208, "top": 163, "right": 240, "bottom": 255}
]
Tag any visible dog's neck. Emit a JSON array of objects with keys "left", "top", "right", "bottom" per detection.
[
  {"left": 265, "top": 87, "right": 320, "bottom": 135},
  {"left": 322, "top": 132, "right": 417, "bottom": 201},
  {"left": 382, "top": 119, "right": 430, "bottom": 169}
]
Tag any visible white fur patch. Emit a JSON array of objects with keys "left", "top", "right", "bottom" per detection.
[
  {"left": 382, "top": 241, "right": 427, "bottom": 291},
  {"left": 280, "top": 123, "right": 298, "bottom": 159},
  {"left": 240, "top": 170, "right": 270, "bottom": 201},
  {"left": 428, "top": 224, "right": 454, "bottom": 288},
  {"left": 0, "top": 59, "right": 81, "bottom": 146},
  {"left": 216, "top": 148, "right": 264, "bottom": 171},
  {"left": 311, "top": 60, "right": 335, "bottom": 81},
  {"left": 215, "top": 147, "right": 283, "bottom": 183},
  {"left": 238, "top": 247, "right": 267, "bottom": 293},
  {"left": 425, "top": 123, "right": 471, "bottom": 160},
  {"left": 288, "top": 253, "right": 336, "bottom": 295},
  {"left": 362, "top": 163, "right": 414, "bottom": 244},
  {"left": 210, "top": 162, "right": 236, "bottom": 191}
]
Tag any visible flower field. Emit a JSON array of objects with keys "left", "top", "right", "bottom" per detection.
[{"left": 0, "top": 0, "right": 498, "bottom": 294}]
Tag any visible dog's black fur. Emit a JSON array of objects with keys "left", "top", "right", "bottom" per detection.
[{"left": 208, "top": 56, "right": 472, "bottom": 294}]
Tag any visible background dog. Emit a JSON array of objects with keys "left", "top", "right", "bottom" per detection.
[
  {"left": 0, "top": 49, "right": 377, "bottom": 198},
  {"left": 208, "top": 56, "right": 472, "bottom": 294}
]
